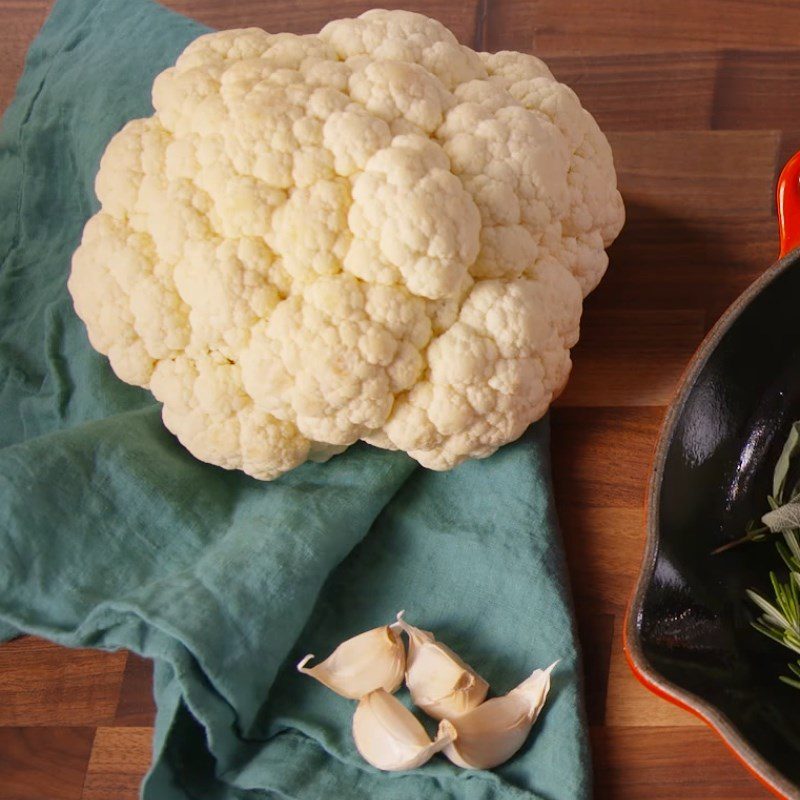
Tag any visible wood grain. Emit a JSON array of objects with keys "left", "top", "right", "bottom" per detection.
[
  {"left": 488, "top": 0, "right": 800, "bottom": 57},
  {"left": 0, "top": 638, "right": 126, "bottom": 727},
  {"left": 551, "top": 407, "right": 663, "bottom": 508},
  {"left": 0, "top": 0, "right": 791, "bottom": 798},
  {"left": 608, "top": 130, "right": 780, "bottom": 220},
  {"left": 81, "top": 727, "right": 152, "bottom": 800},
  {"left": 558, "top": 309, "right": 706, "bottom": 407},
  {"left": 546, "top": 52, "right": 719, "bottom": 132},
  {"left": 0, "top": 727, "right": 95, "bottom": 800},
  {"left": 0, "top": 0, "right": 48, "bottom": 113},
  {"left": 712, "top": 49, "right": 800, "bottom": 131},
  {"left": 592, "top": 217, "right": 776, "bottom": 323},
  {"left": 576, "top": 609, "right": 614, "bottom": 726},
  {"left": 561, "top": 507, "right": 645, "bottom": 614},
  {"left": 592, "top": 726, "right": 767, "bottom": 798},
  {"left": 112, "top": 655, "right": 156, "bottom": 728}
]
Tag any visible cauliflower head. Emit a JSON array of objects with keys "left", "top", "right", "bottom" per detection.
[{"left": 69, "top": 10, "right": 624, "bottom": 479}]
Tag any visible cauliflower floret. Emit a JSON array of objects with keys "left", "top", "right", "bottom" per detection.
[
  {"left": 345, "top": 135, "right": 481, "bottom": 299},
  {"left": 68, "top": 10, "right": 624, "bottom": 480},
  {"left": 240, "top": 275, "right": 431, "bottom": 445}
]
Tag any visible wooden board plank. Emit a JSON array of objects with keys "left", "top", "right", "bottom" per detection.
[
  {"left": 551, "top": 407, "right": 663, "bottom": 508},
  {"left": 113, "top": 655, "right": 156, "bottom": 727},
  {"left": 0, "top": 637, "right": 126, "bottom": 727},
  {"left": 712, "top": 50, "right": 800, "bottom": 131},
  {"left": 487, "top": 0, "right": 800, "bottom": 57},
  {"left": 81, "top": 727, "right": 151, "bottom": 800},
  {"left": 608, "top": 131, "right": 780, "bottom": 221},
  {"left": 561, "top": 507, "right": 645, "bottom": 614},
  {"left": 592, "top": 726, "right": 773, "bottom": 798},
  {"left": 546, "top": 52, "right": 718, "bottom": 132},
  {"left": 591, "top": 217, "right": 777, "bottom": 324},
  {"left": 558, "top": 309, "right": 706, "bottom": 408},
  {"left": 575, "top": 608, "right": 614, "bottom": 726},
  {"left": 0, "top": 727, "right": 95, "bottom": 800},
  {"left": 0, "top": 1, "right": 49, "bottom": 113}
]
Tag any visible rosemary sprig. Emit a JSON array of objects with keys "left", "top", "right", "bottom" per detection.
[
  {"left": 739, "top": 420, "right": 800, "bottom": 689},
  {"left": 710, "top": 520, "right": 773, "bottom": 555},
  {"left": 747, "top": 541, "right": 800, "bottom": 689},
  {"left": 783, "top": 661, "right": 800, "bottom": 691}
]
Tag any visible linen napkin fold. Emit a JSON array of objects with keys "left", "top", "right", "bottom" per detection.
[{"left": 0, "top": 1, "right": 591, "bottom": 797}]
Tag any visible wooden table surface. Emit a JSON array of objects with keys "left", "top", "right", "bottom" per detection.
[{"left": 1, "top": 1, "right": 797, "bottom": 798}]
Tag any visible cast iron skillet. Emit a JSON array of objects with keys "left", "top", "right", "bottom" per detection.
[{"left": 626, "top": 152, "right": 800, "bottom": 799}]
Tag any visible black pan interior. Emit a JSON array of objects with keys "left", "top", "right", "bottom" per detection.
[{"left": 641, "top": 254, "right": 800, "bottom": 783}]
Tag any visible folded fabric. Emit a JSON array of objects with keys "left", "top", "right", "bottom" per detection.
[{"left": 0, "top": 1, "right": 591, "bottom": 798}]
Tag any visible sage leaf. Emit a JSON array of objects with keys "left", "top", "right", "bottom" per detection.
[
  {"left": 763, "top": 500, "right": 800, "bottom": 533},
  {"left": 773, "top": 422, "right": 800, "bottom": 501}
]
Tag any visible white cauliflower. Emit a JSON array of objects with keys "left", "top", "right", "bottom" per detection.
[{"left": 68, "top": 10, "right": 624, "bottom": 479}]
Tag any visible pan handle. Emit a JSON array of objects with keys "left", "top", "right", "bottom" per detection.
[{"left": 777, "top": 150, "right": 800, "bottom": 257}]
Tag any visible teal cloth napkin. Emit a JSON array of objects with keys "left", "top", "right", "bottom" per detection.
[{"left": 0, "top": 1, "right": 590, "bottom": 797}]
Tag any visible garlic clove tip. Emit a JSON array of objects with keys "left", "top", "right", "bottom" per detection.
[
  {"left": 390, "top": 610, "right": 406, "bottom": 631},
  {"left": 295, "top": 623, "right": 406, "bottom": 699},
  {"left": 296, "top": 654, "right": 315, "bottom": 671}
]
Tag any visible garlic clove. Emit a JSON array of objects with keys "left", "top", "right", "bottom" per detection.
[
  {"left": 296, "top": 622, "right": 405, "bottom": 699},
  {"left": 439, "top": 661, "right": 557, "bottom": 770},
  {"left": 395, "top": 611, "right": 489, "bottom": 720},
  {"left": 352, "top": 688, "right": 454, "bottom": 771}
]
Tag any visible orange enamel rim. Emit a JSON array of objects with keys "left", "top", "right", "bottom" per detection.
[
  {"left": 778, "top": 150, "right": 800, "bottom": 259},
  {"left": 624, "top": 154, "right": 800, "bottom": 800}
]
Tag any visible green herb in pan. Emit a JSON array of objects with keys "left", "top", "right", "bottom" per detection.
[
  {"left": 727, "top": 420, "right": 800, "bottom": 689},
  {"left": 747, "top": 531, "right": 800, "bottom": 689}
]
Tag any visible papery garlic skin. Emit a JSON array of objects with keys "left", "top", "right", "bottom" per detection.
[
  {"left": 439, "top": 661, "right": 557, "bottom": 770},
  {"left": 396, "top": 612, "right": 488, "bottom": 720},
  {"left": 353, "top": 689, "right": 454, "bottom": 771},
  {"left": 296, "top": 624, "right": 405, "bottom": 699}
]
